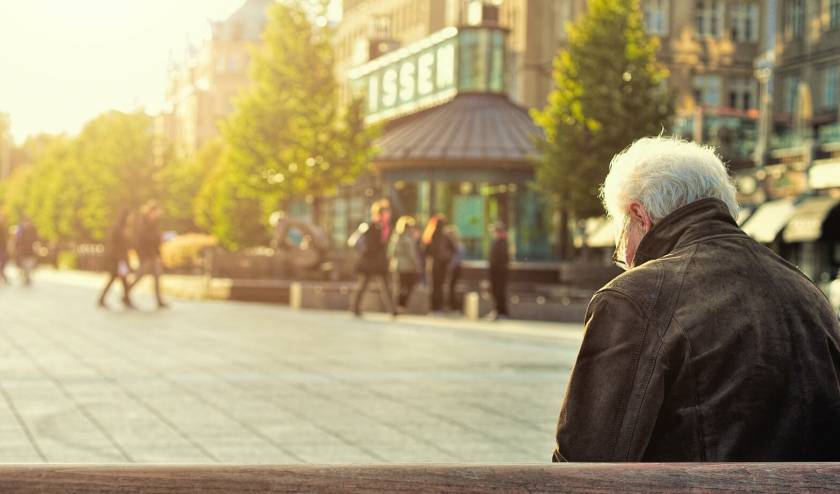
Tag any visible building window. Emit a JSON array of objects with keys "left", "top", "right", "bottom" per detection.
[
  {"left": 730, "top": 1, "right": 759, "bottom": 42},
  {"left": 643, "top": 0, "right": 669, "bottom": 35},
  {"left": 831, "top": 0, "right": 840, "bottom": 29},
  {"left": 782, "top": 75, "right": 801, "bottom": 113},
  {"left": 693, "top": 74, "right": 722, "bottom": 107},
  {"left": 788, "top": 0, "right": 804, "bottom": 39},
  {"left": 696, "top": 0, "right": 724, "bottom": 37},
  {"left": 728, "top": 78, "right": 757, "bottom": 110},
  {"left": 823, "top": 66, "right": 839, "bottom": 110}
]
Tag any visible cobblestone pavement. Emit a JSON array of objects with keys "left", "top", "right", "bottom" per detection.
[{"left": 0, "top": 271, "right": 583, "bottom": 464}]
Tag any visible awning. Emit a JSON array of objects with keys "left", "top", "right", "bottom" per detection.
[
  {"left": 374, "top": 93, "right": 542, "bottom": 168},
  {"left": 783, "top": 196, "right": 840, "bottom": 243},
  {"left": 741, "top": 198, "right": 796, "bottom": 243},
  {"left": 586, "top": 217, "right": 616, "bottom": 248}
]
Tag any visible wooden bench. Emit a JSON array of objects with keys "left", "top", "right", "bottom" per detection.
[{"left": 0, "top": 464, "right": 836, "bottom": 493}]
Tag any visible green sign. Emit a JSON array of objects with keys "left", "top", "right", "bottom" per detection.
[{"left": 348, "top": 26, "right": 507, "bottom": 123}]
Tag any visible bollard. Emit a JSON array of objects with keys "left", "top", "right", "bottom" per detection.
[
  {"left": 290, "top": 282, "right": 303, "bottom": 309},
  {"left": 464, "top": 292, "right": 480, "bottom": 320}
]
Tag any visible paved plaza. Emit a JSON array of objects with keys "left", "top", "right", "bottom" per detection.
[{"left": 0, "top": 271, "right": 583, "bottom": 464}]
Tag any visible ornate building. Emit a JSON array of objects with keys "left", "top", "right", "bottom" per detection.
[{"left": 155, "top": 0, "right": 272, "bottom": 158}]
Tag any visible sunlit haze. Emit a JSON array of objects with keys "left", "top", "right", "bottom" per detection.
[{"left": 0, "top": 0, "right": 258, "bottom": 143}]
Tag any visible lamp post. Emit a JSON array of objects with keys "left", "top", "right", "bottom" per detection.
[{"left": 753, "top": 53, "right": 775, "bottom": 170}]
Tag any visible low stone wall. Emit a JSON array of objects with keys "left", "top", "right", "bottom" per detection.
[{"left": 153, "top": 276, "right": 590, "bottom": 323}]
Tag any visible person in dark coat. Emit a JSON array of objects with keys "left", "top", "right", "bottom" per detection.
[
  {"left": 349, "top": 200, "right": 396, "bottom": 317},
  {"left": 128, "top": 200, "right": 168, "bottom": 309},
  {"left": 15, "top": 216, "right": 38, "bottom": 286},
  {"left": 97, "top": 209, "right": 135, "bottom": 309},
  {"left": 554, "top": 136, "right": 840, "bottom": 462},
  {"left": 445, "top": 224, "right": 465, "bottom": 311},
  {"left": 422, "top": 214, "right": 454, "bottom": 313},
  {"left": 488, "top": 222, "right": 510, "bottom": 319}
]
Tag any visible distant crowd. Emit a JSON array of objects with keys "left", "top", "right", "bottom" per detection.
[{"left": 348, "top": 199, "right": 510, "bottom": 319}]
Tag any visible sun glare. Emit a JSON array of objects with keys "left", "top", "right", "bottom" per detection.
[{"left": 0, "top": 0, "right": 246, "bottom": 142}]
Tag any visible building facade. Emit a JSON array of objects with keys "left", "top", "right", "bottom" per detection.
[
  {"left": 330, "top": 0, "right": 770, "bottom": 263},
  {"left": 156, "top": 0, "right": 272, "bottom": 158},
  {"left": 735, "top": 0, "right": 840, "bottom": 286}
]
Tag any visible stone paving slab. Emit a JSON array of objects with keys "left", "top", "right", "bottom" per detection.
[{"left": 0, "top": 270, "right": 582, "bottom": 464}]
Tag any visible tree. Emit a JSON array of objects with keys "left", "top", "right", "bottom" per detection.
[
  {"left": 159, "top": 139, "right": 220, "bottom": 233},
  {"left": 531, "top": 0, "right": 673, "bottom": 258},
  {"left": 0, "top": 111, "right": 158, "bottom": 244},
  {"left": 74, "top": 111, "right": 159, "bottom": 240},
  {"left": 217, "top": 1, "right": 376, "bottom": 247},
  {"left": 194, "top": 153, "right": 271, "bottom": 250}
]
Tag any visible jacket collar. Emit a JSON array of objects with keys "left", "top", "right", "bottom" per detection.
[{"left": 633, "top": 198, "right": 743, "bottom": 266}]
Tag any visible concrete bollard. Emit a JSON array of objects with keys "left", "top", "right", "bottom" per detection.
[
  {"left": 465, "top": 292, "right": 481, "bottom": 320},
  {"left": 290, "top": 282, "right": 302, "bottom": 309}
]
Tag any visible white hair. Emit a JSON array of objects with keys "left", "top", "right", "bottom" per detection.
[{"left": 600, "top": 136, "right": 739, "bottom": 225}]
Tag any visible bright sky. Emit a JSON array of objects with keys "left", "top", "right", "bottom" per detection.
[{"left": 0, "top": 0, "right": 260, "bottom": 143}]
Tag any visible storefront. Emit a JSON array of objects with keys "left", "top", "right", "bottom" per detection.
[{"left": 339, "top": 24, "right": 553, "bottom": 262}]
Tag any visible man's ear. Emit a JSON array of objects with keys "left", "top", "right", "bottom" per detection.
[{"left": 628, "top": 202, "right": 654, "bottom": 233}]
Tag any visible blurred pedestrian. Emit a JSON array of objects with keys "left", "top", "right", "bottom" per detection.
[
  {"left": 348, "top": 200, "right": 396, "bottom": 317},
  {"left": 488, "top": 222, "right": 509, "bottom": 320},
  {"left": 15, "top": 216, "right": 39, "bottom": 286},
  {"left": 98, "top": 209, "right": 135, "bottom": 309},
  {"left": 0, "top": 214, "right": 8, "bottom": 285},
  {"left": 422, "top": 214, "right": 455, "bottom": 313},
  {"left": 389, "top": 215, "right": 421, "bottom": 311},
  {"left": 128, "top": 200, "right": 168, "bottom": 309},
  {"left": 445, "top": 224, "right": 464, "bottom": 311}
]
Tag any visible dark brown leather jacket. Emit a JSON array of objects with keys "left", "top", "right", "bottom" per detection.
[{"left": 554, "top": 198, "right": 840, "bottom": 462}]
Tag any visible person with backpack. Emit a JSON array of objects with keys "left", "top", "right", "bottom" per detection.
[
  {"left": 389, "top": 215, "right": 421, "bottom": 311},
  {"left": 348, "top": 200, "right": 396, "bottom": 317},
  {"left": 422, "top": 214, "right": 455, "bottom": 313}
]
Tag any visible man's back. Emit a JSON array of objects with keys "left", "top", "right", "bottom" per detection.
[{"left": 555, "top": 199, "right": 840, "bottom": 461}]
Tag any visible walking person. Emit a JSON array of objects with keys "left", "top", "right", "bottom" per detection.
[
  {"left": 349, "top": 200, "right": 396, "bottom": 317},
  {"left": 445, "top": 224, "right": 464, "bottom": 311},
  {"left": 0, "top": 214, "right": 8, "bottom": 285},
  {"left": 97, "top": 209, "right": 135, "bottom": 309},
  {"left": 488, "top": 222, "right": 510, "bottom": 320},
  {"left": 422, "top": 214, "right": 454, "bottom": 313},
  {"left": 389, "top": 215, "right": 421, "bottom": 312},
  {"left": 128, "top": 201, "right": 169, "bottom": 309},
  {"left": 15, "top": 216, "right": 39, "bottom": 286}
]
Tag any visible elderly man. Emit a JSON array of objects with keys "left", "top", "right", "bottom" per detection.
[{"left": 554, "top": 137, "right": 840, "bottom": 462}]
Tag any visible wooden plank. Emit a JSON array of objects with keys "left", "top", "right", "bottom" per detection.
[{"left": 0, "top": 464, "right": 836, "bottom": 493}]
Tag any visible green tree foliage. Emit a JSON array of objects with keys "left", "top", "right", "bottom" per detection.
[
  {"left": 159, "top": 139, "right": 221, "bottom": 233},
  {"left": 214, "top": 1, "right": 376, "bottom": 247},
  {"left": 532, "top": 0, "right": 673, "bottom": 254},
  {"left": 1, "top": 111, "right": 159, "bottom": 243},
  {"left": 194, "top": 151, "right": 271, "bottom": 250}
]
